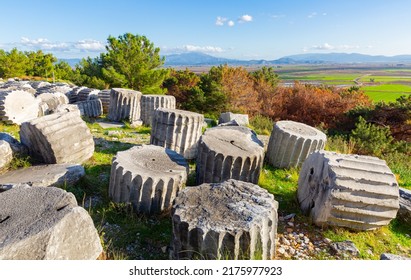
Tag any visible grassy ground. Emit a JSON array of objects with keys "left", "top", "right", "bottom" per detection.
[
  {"left": 1, "top": 119, "right": 410, "bottom": 260},
  {"left": 360, "top": 84, "right": 411, "bottom": 102}
]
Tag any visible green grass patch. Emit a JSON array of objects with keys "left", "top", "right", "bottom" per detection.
[
  {"left": 323, "top": 220, "right": 411, "bottom": 259},
  {"left": 362, "top": 84, "right": 411, "bottom": 92},
  {"left": 0, "top": 123, "right": 20, "bottom": 139},
  {"left": 359, "top": 75, "right": 411, "bottom": 83},
  {"left": 258, "top": 165, "right": 300, "bottom": 213},
  {"left": 363, "top": 91, "right": 409, "bottom": 102}
]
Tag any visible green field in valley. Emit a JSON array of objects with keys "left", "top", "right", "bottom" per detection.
[{"left": 361, "top": 84, "right": 411, "bottom": 102}]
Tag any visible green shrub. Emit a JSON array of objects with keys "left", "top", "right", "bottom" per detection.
[
  {"left": 249, "top": 114, "right": 273, "bottom": 135},
  {"left": 350, "top": 116, "right": 395, "bottom": 157}
]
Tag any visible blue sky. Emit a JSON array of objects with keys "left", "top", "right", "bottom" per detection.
[{"left": 1, "top": 0, "right": 411, "bottom": 59}]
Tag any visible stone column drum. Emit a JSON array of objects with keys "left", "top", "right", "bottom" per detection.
[
  {"left": 0, "top": 185, "right": 102, "bottom": 260},
  {"left": 77, "top": 88, "right": 100, "bottom": 102},
  {"left": 297, "top": 151, "right": 400, "bottom": 231},
  {"left": 266, "top": 120, "right": 327, "bottom": 168},
  {"left": 172, "top": 179, "right": 278, "bottom": 260},
  {"left": 140, "top": 94, "right": 176, "bottom": 126},
  {"left": 108, "top": 88, "right": 142, "bottom": 123},
  {"left": 76, "top": 99, "right": 103, "bottom": 118},
  {"left": 98, "top": 89, "right": 111, "bottom": 114},
  {"left": 0, "top": 90, "right": 40, "bottom": 124},
  {"left": 109, "top": 145, "right": 188, "bottom": 214},
  {"left": 150, "top": 108, "right": 204, "bottom": 159},
  {"left": 19, "top": 110, "right": 94, "bottom": 164},
  {"left": 196, "top": 126, "right": 264, "bottom": 184}
]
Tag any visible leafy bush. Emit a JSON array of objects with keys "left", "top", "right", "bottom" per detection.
[
  {"left": 350, "top": 116, "right": 410, "bottom": 157},
  {"left": 249, "top": 114, "right": 273, "bottom": 135}
]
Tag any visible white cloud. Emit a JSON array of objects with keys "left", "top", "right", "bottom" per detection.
[
  {"left": 308, "top": 12, "right": 317, "bottom": 18},
  {"left": 19, "top": 37, "right": 105, "bottom": 53},
  {"left": 215, "top": 16, "right": 227, "bottom": 26},
  {"left": 312, "top": 43, "right": 334, "bottom": 50},
  {"left": 228, "top": 20, "right": 235, "bottom": 27},
  {"left": 183, "top": 45, "right": 224, "bottom": 53},
  {"left": 162, "top": 45, "right": 225, "bottom": 54},
  {"left": 308, "top": 43, "right": 360, "bottom": 51},
  {"left": 322, "top": 13, "right": 327, "bottom": 16},
  {"left": 272, "top": 14, "right": 286, "bottom": 19},
  {"left": 74, "top": 39, "right": 105, "bottom": 51},
  {"left": 238, "top": 14, "right": 253, "bottom": 23},
  {"left": 20, "top": 37, "right": 70, "bottom": 51}
]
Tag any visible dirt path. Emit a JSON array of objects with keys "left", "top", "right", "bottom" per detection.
[{"left": 353, "top": 74, "right": 371, "bottom": 86}]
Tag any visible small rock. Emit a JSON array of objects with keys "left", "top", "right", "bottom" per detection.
[
  {"left": 330, "top": 240, "right": 359, "bottom": 257},
  {"left": 278, "top": 247, "right": 286, "bottom": 255},
  {"left": 380, "top": 253, "right": 411, "bottom": 260},
  {"left": 283, "top": 213, "right": 296, "bottom": 220}
]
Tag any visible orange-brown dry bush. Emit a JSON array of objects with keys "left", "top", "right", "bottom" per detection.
[
  {"left": 260, "top": 82, "right": 371, "bottom": 129},
  {"left": 211, "top": 65, "right": 261, "bottom": 115}
]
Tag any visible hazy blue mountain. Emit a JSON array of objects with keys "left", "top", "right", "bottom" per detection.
[
  {"left": 58, "top": 58, "right": 81, "bottom": 67},
  {"left": 163, "top": 52, "right": 244, "bottom": 66},
  {"left": 163, "top": 52, "right": 411, "bottom": 66},
  {"left": 60, "top": 52, "right": 411, "bottom": 68},
  {"left": 281, "top": 53, "right": 411, "bottom": 63}
]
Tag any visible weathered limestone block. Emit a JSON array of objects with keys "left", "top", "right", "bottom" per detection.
[
  {"left": 140, "top": 94, "right": 176, "bottom": 126},
  {"left": 28, "top": 81, "right": 51, "bottom": 89},
  {"left": 0, "top": 90, "right": 40, "bottom": 124},
  {"left": 67, "top": 86, "right": 87, "bottom": 104},
  {"left": 297, "top": 151, "right": 399, "bottom": 231},
  {"left": 108, "top": 88, "right": 142, "bottom": 123},
  {"left": 36, "top": 92, "right": 69, "bottom": 115},
  {"left": 35, "top": 83, "right": 72, "bottom": 96},
  {"left": 77, "top": 88, "right": 100, "bottom": 102},
  {"left": 98, "top": 89, "right": 111, "bottom": 114},
  {"left": 0, "top": 185, "right": 102, "bottom": 259},
  {"left": 196, "top": 126, "right": 264, "bottom": 184},
  {"left": 109, "top": 145, "right": 188, "bottom": 214},
  {"left": 218, "top": 112, "right": 249, "bottom": 126},
  {"left": 0, "top": 140, "right": 13, "bottom": 170},
  {"left": 19, "top": 110, "right": 94, "bottom": 164},
  {"left": 266, "top": 120, "right": 327, "bottom": 168},
  {"left": 398, "top": 187, "right": 411, "bottom": 224},
  {"left": 150, "top": 108, "right": 204, "bottom": 159},
  {"left": 0, "top": 164, "right": 85, "bottom": 188},
  {"left": 172, "top": 179, "right": 278, "bottom": 260},
  {"left": 0, "top": 132, "right": 27, "bottom": 156},
  {"left": 75, "top": 99, "right": 103, "bottom": 118}
]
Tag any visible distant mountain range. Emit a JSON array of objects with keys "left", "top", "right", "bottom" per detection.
[
  {"left": 60, "top": 52, "right": 411, "bottom": 68},
  {"left": 163, "top": 52, "right": 411, "bottom": 66}
]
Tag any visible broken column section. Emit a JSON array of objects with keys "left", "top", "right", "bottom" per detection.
[
  {"left": 0, "top": 90, "right": 39, "bottom": 124},
  {"left": 140, "top": 94, "right": 176, "bottom": 126},
  {"left": 0, "top": 185, "right": 102, "bottom": 260},
  {"left": 109, "top": 145, "right": 188, "bottom": 214},
  {"left": 19, "top": 110, "right": 94, "bottom": 164},
  {"left": 172, "top": 179, "right": 278, "bottom": 260},
  {"left": 297, "top": 151, "right": 399, "bottom": 231},
  {"left": 150, "top": 108, "right": 204, "bottom": 159},
  {"left": 108, "top": 88, "right": 142, "bottom": 123},
  {"left": 196, "top": 126, "right": 264, "bottom": 184},
  {"left": 266, "top": 120, "right": 327, "bottom": 168}
]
